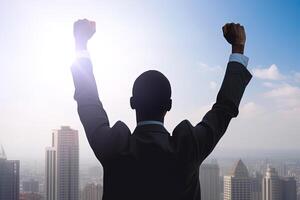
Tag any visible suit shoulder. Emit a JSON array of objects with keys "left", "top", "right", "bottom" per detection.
[
  {"left": 111, "top": 120, "right": 131, "bottom": 136},
  {"left": 174, "top": 119, "right": 194, "bottom": 129},
  {"left": 172, "top": 119, "right": 195, "bottom": 137},
  {"left": 171, "top": 120, "right": 198, "bottom": 163}
]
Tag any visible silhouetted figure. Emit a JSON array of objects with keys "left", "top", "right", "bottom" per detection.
[{"left": 71, "top": 19, "right": 252, "bottom": 200}]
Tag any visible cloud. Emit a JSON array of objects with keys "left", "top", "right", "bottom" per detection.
[
  {"left": 262, "top": 82, "right": 276, "bottom": 88},
  {"left": 294, "top": 72, "right": 300, "bottom": 83},
  {"left": 264, "top": 84, "right": 300, "bottom": 98},
  {"left": 240, "top": 102, "right": 264, "bottom": 118},
  {"left": 197, "top": 62, "right": 222, "bottom": 72},
  {"left": 264, "top": 84, "right": 300, "bottom": 110},
  {"left": 252, "top": 64, "right": 284, "bottom": 80}
]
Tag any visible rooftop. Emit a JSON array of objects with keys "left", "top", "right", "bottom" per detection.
[
  {"left": 0, "top": 145, "right": 7, "bottom": 160},
  {"left": 230, "top": 159, "right": 249, "bottom": 177}
]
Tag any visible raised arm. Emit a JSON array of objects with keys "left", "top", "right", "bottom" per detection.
[
  {"left": 71, "top": 19, "right": 129, "bottom": 163},
  {"left": 194, "top": 23, "right": 252, "bottom": 162}
]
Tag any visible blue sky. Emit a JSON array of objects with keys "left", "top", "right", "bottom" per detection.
[{"left": 0, "top": 0, "right": 299, "bottom": 161}]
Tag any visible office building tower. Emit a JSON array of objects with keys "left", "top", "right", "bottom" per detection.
[
  {"left": 0, "top": 145, "right": 20, "bottom": 200},
  {"left": 46, "top": 147, "right": 56, "bottom": 200},
  {"left": 224, "top": 159, "right": 251, "bottom": 200},
  {"left": 200, "top": 162, "right": 221, "bottom": 200},
  {"left": 45, "top": 126, "right": 79, "bottom": 200},
  {"left": 263, "top": 166, "right": 282, "bottom": 200},
  {"left": 281, "top": 177, "right": 297, "bottom": 200},
  {"left": 251, "top": 172, "right": 263, "bottom": 200}
]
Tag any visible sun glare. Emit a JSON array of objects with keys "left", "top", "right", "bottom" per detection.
[{"left": 34, "top": 21, "right": 135, "bottom": 85}]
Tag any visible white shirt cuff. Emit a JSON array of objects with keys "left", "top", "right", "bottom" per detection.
[
  {"left": 229, "top": 53, "right": 249, "bottom": 67},
  {"left": 76, "top": 50, "right": 90, "bottom": 59}
]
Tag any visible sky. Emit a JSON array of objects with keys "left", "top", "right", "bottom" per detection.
[{"left": 0, "top": 0, "right": 299, "bottom": 162}]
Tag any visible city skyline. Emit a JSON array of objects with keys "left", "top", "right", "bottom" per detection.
[
  {"left": 3, "top": 140, "right": 299, "bottom": 200},
  {"left": 0, "top": 1, "right": 299, "bottom": 198},
  {"left": 0, "top": 0, "right": 299, "bottom": 162}
]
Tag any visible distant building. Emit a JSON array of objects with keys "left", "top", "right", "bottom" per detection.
[
  {"left": 45, "top": 126, "right": 79, "bottom": 200},
  {"left": 80, "top": 183, "right": 103, "bottom": 200},
  {"left": 19, "top": 192, "right": 44, "bottom": 200},
  {"left": 220, "top": 176, "right": 224, "bottom": 200},
  {"left": 275, "top": 163, "right": 287, "bottom": 177},
  {"left": 251, "top": 172, "right": 263, "bottom": 200},
  {"left": 22, "top": 179, "right": 39, "bottom": 193},
  {"left": 263, "top": 166, "right": 282, "bottom": 200},
  {"left": 281, "top": 177, "right": 297, "bottom": 200},
  {"left": 0, "top": 145, "right": 20, "bottom": 200},
  {"left": 200, "top": 162, "right": 220, "bottom": 200},
  {"left": 224, "top": 159, "right": 251, "bottom": 200},
  {"left": 45, "top": 147, "right": 56, "bottom": 200}
]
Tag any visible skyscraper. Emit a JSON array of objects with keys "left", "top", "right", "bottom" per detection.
[
  {"left": 251, "top": 172, "right": 263, "bottom": 200},
  {"left": 262, "top": 166, "right": 282, "bottom": 200},
  {"left": 281, "top": 177, "right": 297, "bottom": 200},
  {"left": 224, "top": 159, "right": 251, "bottom": 200},
  {"left": 45, "top": 126, "right": 79, "bottom": 200},
  {"left": 45, "top": 147, "right": 56, "bottom": 200},
  {"left": 0, "top": 145, "right": 20, "bottom": 200},
  {"left": 200, "top": 162, "right": 220, "bottom": 200}
]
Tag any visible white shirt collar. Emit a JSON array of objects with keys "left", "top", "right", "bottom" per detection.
[{"left": 137, "top": 120, "right": 164, "bottom": 127}]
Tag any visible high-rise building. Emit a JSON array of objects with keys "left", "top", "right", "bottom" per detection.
[
  {"left": 224, "top": 159, "right": 251, "bottom": 200},
  {"left": 22, "top": 179, "right": 39, "bottom": 193},
  {"left": 251, "top": 172, "right": 263, "bottom": 200},
  {"left": 262, "top": 166, "right": 282, "bottom": 200},
  {"left": 80, "top": 183, "right": 103, "bottom": 200},
  {"left": 281, "top": 177, "right": 297, "bottom": 200},
  {"left": 0, "top": 145, "right": 20, "bottom": 200},
  {"left": 200, "top": 162, "right": 220, "bottom": 200},
  {"left": 45, "top": 126, "right": 79, "bottom": 200},
  {"left": 45, "top": 147, "right": 56, "bottom": 200}
]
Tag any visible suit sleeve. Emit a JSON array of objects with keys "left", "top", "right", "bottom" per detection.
[
  {"left": 194, "top": 61, "right": 252, "bottom": 162},
  {"left": 71, "top": 58, "right": 129, "bottom": 163}
]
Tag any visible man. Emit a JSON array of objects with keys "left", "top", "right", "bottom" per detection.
[{"left": 71, "top": 19, "right": 252, "bottom": 200}]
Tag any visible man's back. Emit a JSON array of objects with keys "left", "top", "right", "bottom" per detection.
[
  {"left": 71, "top": 20, "right": 252, "bottom": 200},
  {"left": 102, "top": 121, "right": 202, "bottom": 200}
]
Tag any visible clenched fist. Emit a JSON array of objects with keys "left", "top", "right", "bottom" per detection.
[
  {"left": 73, "top": 19, "right": 96, "bottom": 50},
  {"left": 222, "top": 23, "right": 246, "bottom": 54}
]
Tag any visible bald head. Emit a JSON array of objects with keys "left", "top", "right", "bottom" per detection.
[{"left": 130, "top": 70, "right": 172, "bottom": 119}]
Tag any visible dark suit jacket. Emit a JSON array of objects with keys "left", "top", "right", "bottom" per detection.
[{"left": 71, "top": 58, "right": 252, "bottom": 200}]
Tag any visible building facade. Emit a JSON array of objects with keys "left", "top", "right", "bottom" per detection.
[
  {"left": 45, "top": 147, "right": 56, "bottom": 200},
  {"left": 262, "top": 167, "right": 282, "bottom": 200},
  {"left": 0, "top": 145, "right": 20, "bottom": 200},
  {"left": 251, "top": 172, "right": 263, "bottom": 200},
  {"left": 224, "top": 159, "right": 251, "bottom": 200},
  {"left": 45, "top": 126, "right": 79, "bottom": 200},
  {"left": 281, "top": 177, "right": 297, "bottom": 200},
  {"left": 200, "top": 163, "right": 221, "bottom": 200}
]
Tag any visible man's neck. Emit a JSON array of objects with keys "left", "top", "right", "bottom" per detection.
[{"left": 136, "top": 113, "right": 165, "bottom": 124}]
